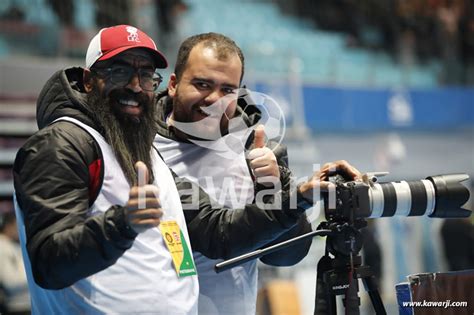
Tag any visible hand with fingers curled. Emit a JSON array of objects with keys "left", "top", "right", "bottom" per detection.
[
  {"left": 125, "top": 161, "right": 163, "bottom": 234},
  {"left": 247, "top": 125, "right": 280, "bottom": 187},
  {"left": 298, "top": 160, "right": 362, "bottom": 204}
]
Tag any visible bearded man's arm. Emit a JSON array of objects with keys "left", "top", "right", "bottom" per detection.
[{"left": 14, "top": 122, "right": 137, "bottom": 289}]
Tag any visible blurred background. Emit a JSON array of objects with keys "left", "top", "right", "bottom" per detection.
[{"left": 0, "top": 0, "right": 473, "bottom": 314}]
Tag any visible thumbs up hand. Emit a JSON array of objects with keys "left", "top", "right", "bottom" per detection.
[
  {"left": 253, "top": 124, "right": 266, "bottom": 148},
  {"left": 125, "top": 161, "right": 163, "bottom": 233},
  {"left": 247, "top": 125, "right": 280, "bottom": 187}
]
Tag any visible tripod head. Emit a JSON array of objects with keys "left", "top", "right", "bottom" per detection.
[
  {"left": 318, "top": 219, "right": 366, "bottom": 258},
  {"left": 314, "top": 219, "right": 386, "bottom": 315}
]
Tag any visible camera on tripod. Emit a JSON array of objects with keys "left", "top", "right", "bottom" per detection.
[
  {"left": 313, "top": 174, "right": 471, "bottom": 314},
  {"left": 325, "top": 173, "right": 471, "bottom": 222},
  {"left": 216, "top": 172, "right": 472, "bottom": 314}
]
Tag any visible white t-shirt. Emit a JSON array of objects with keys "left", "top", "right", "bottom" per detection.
[{"left": 154, "top": 132, "right": 258, "bottom": 315}]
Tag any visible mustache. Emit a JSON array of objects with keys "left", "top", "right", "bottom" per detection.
[{"left": 108, "top": 88, "right": 152, "bottom": 107}]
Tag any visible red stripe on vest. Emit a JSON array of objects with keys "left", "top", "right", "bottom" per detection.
[{"left": 88, "top": 159, "right": 102, "bottom": 201}]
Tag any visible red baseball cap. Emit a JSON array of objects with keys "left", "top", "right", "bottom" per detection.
[{"left": 85, "top": 25, "right": 168, "bottom": 69}]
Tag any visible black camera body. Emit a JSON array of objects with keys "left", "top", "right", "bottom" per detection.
[
  {"left": 325, "top": 174, "right": 471, "bottom": 221},
  {"left": 325, "top": 178, "right": 371, "bottom": 221}
]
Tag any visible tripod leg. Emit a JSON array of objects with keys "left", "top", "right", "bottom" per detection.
[
  {"left": 342, "top": 274, "right": 361, "bottom": 315},
  {"left": 314, "top": 275, "right": 337, "bottom": 315},
  {"left": 314, "top": 255, "right": 336, "bottom": 315},
  {"left": 362, "top": 275, "right": 387, "bottom": 315}
]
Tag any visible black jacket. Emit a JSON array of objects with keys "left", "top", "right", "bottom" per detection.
[
  {"left": 155, "top": 92, "right": 313, "bottom": 266},
  {"left": 13, "top": 68, "right": 312, "bottom": 290}
]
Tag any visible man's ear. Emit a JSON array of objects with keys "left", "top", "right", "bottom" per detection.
[
  {"left": 83, "top": 69, "right": 94, "bottom": 93},
  {"left": 168, "top": 73, "right": 178, "bottom": 98}
]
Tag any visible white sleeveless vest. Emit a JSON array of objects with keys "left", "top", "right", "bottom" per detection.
[
  {"left": 15, "top": 117, "right": 198, "bottom": 314},
  {"left": 154, "top": 132, "right": 257, "bottom": 315}
]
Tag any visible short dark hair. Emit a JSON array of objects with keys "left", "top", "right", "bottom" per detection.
[{"left": 174, "top": 33, "right": 245, "bottom": 83}]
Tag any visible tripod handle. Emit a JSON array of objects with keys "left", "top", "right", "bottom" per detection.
[{"left": 215, "top": 229, "right": 332, "bottom": 273}]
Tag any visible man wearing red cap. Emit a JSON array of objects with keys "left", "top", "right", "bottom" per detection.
[
  {"left": 14, "top": 25, "right": 196, "bottom": 314},
  {"left": 12, "top": 25, "right": 352, "bottom": 314}
]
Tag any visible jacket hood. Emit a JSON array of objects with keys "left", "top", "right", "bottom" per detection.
[
  {"left": 36, "top": 67, "right": 97, "bottom": 130},
  {"left": 154, "top": 90, "right": 179, "bottom": 141}
]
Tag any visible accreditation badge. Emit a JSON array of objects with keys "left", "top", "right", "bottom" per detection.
[{"left": 159, "top": 220, "right": 197, "bottom": 277}]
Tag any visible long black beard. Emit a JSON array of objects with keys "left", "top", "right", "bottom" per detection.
[{"left": 86, "top": 86, "right": 157, "bottom": 186}]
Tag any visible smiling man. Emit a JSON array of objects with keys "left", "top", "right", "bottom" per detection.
[
  {"left": 13, "top": 25, "right": 199, "bottom": 314},
  {"left": 84, "top": 47, "right": 163, "bottom": 184},
  {"left": 154, "top": 33, "right": 313, "bottom": 315},
  {"left": 167, "top": 38, "right": 242, "bottom": 141}
]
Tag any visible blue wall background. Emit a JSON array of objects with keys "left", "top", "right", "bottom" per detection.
[{"left": 300, "top": 86, "right": 474, "bottom": 132}]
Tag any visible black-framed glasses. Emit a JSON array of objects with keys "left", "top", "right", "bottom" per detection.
[{"left": 91, "top": 64, "right": 163, "bottom": 92}]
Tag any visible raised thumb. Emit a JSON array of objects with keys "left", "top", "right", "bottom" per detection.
[
  {"left": 253, "top": 125, "right": 265, "bottom": 148},
  {"left": 135, "top": 161, "right": 149, "bottom": 186}
]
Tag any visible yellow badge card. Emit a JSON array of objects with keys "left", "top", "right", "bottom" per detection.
[{"left": 159, "top": 220, "right": 197, "bottom": 277}]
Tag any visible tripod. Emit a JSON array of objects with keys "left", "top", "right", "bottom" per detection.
[
  {"left": 214, "top": 219, "right": 387, "bottom": 315},
  {"left": 314, "top": 220, "right": 386, "bottom": 315}
]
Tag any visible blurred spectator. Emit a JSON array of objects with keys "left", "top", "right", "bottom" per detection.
[
  {"left": 0, "top": 211, "right": 30, "bottom": 315},
  {"left": 47, "top": 0, "right": 82, "bottom": 59},
  {"left": 155, "top": 0, "right": 177, "bottom": 36},
  {"left": 460, "top": 10, "right": 474, "bottom": 84},
  {"left": 95, "top": 0, "right": 130, "bottom": 28},
  {"left": 304, "top": 0, "right": 360, "bottom": 41},
  {"left": 154, "top": 0, "right": 188, "bottom": 62},
  {"left": 440, "top": 218, "right": 474, "bottom": 271},
  {"left": 275, "top": 0, "right": 474, "bottom": 86},
  {"left": 0, "top": 5, "right": 24, "bottom": 21},
  {"left": 435, "top": 0, "right": 464, "bottom": 84},
  {"left": 47, "top": 0, "right": 74, "bottom": 27},
  {"left": 397, "top": 28, "right": 417, "bottom": 67}
]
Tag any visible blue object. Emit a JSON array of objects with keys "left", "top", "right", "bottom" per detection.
[{"left": 395, "top": 283, "right": 413, "bottom": 315}]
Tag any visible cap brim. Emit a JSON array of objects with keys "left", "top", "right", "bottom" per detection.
[{"left": 98, "top": 46, "right": 168, "bottom": 68}]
